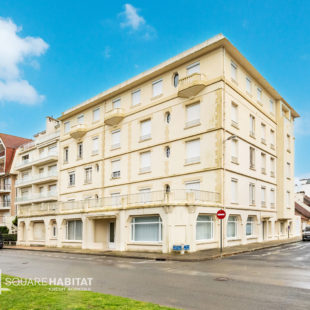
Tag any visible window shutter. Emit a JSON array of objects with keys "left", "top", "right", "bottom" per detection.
[
  {"left": 187, "top": 62, "right": 200, "bottom": 75},
  {"left": 132, "top": 90, "right": 141, "bottom": 106},
  {"left": 112, "top": 160, "right": 120, "bottom": 172},
  {"left": 187, "top": 103, "right": 200, "bottom": 122},
  {"left": 112, "top": 130, "right": 120, "bottom": 145},
  {"left": 141, "top": 120, "right": 151, "bottom": 137},
  {"left": 152, "top": 80, "right": 162, "bottom": 97},
  {"left": 140, "top": 152, "right": 151, "bottom": 169},
  {"left": 186, "top": 139, "right": 200, "bottom": 160}
]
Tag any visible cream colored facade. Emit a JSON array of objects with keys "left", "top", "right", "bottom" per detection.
[
  {"left": 12, "top": 117, "right": 60, "bottom": 245},
  {"left": 15, "top": 34, "right": 300, "bottom": 253}
]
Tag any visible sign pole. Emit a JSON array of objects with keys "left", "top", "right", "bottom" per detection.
[
  {"left": 220, "top": 219, "right": 223, "bottom": 254},
  {"left": 216, "top": 209, "right": 226, "bottom": 256}
]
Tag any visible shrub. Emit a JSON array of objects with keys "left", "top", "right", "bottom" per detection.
[
  {"left": 2, "top": 234, "right": 17, "bottom": 242},
  {"left": 12, "top": 216, "right": 18, "bottom": 226},
  {"left": 0, "top": 226, "right": 9, "bottom": 234}
]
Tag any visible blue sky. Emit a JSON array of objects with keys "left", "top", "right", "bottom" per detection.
[{"left": 0, "top": 0, "right": 309, "bottom": 177}]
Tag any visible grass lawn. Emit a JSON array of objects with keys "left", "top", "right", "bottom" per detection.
[{"left": 0, "top": 274, "right": 177, "bottom": 310}]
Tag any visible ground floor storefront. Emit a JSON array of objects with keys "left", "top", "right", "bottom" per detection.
[{"left": 17, "top": 206, "right": 301, "bottom": 253}]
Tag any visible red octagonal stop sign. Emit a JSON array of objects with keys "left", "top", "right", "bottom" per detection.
[{"left": 217, "top": 209, "right": 226, "bottom": 219}]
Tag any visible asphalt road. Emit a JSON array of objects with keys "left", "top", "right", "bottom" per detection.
[{"left": 0, "top": 242, "right": 310, "bottom": 310}]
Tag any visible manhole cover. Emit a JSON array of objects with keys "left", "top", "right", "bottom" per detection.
[{"left": 214, "top": 277, "right": 229, "bottom": 281}]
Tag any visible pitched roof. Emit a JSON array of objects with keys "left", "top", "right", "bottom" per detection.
[
  {"left": 295, "top": 202, "right": 310, "bottom": 219},
  {"left": 0, "top": 133, "right": 32, "bottom": 149}
]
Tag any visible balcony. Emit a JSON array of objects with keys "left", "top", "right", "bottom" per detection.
[
  {"left": 18, "top": 189, "right": 221, "bottom": 217},
  {"left": 70, "top": 124, "right": 87, "bottom": 139},
  {"left": 15, "top": 192, "right": 58, "bottom": 205},
  {"left": 15, "top": 153, "right": 58, "bottom": 170},
  {"left": 178, "top": 73, "right": 208, "bottom": 98},
  {"left": 0, "top": 185, "right": 11, "bottom": 193},
  {"left": 16, "top": 172, "right": 58, "bottom": 187},
  {"left": 104, "top": 108, "right": 125, "bottom": 126},
  {"left": 19, "top": 202, "right": 59, "bottom": 217},
  {"left": 0, "top": 202, "right": 11, "bottom": 211}
]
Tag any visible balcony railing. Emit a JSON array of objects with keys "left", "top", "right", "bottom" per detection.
[
  {"left": 16, "top": 152, "right": 58, "bottom": 170},
  {"left": 0, "top": 202, "right": 11, "bottom": 210},
  {"left": 178, "top": 73, "right": 208, "bottom": 98},
  {"left": 0, "top": 185, "right": 11, "bottom": 192},
  {"left": 16, "top": 191, "right": 58, "bottom": 204},
  {"left": 15, "top": 172, "right": 58, "bottom": 187},
  {"left": 17, "top": 189, "right": 221, "bottom": 217}
]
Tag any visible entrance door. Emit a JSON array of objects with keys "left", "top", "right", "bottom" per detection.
[{"left": 108, "top": 222, "right": 115, "bottom": 249}]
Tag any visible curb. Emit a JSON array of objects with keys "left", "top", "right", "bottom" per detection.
[{"left": 4, "top": 239, "right": 301, "bottom": 262}]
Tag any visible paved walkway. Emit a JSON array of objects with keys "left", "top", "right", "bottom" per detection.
[{"left": 4, "top": 237, "right": 301, "bottom": 261}]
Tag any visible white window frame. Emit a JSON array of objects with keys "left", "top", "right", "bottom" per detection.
[
  {"left": 187, "top": 62, "right": 200, "bottom": 75},
  {"left": 68, "top": 171, "right": 75, "bottom": 186},
  {"left": 131, "top": 216, "right": 162, "bottom": 242},
  {"left": 64, "top": 121, "right": 70, "bottom": 134},
  {"left": 231, "top": 179, "right": 238, "bottom": 204},
  {"left": 231, "top": 61, "right": 237, "bottom": 80},
  {"left": 140, "top": 119, "right": 151, "bottom": 141},
  {"left": 113, "top": 98, "right": 121, "bottom": 109},
  {"left": 92, "top": 137, "right": 99, "bottom": 155},
  {"left": 111, "top": 159, "right": 121, "bottom": 179},
  {"left": 152, "top": 79, "right": 163, "bottom": 97},
  {"left": 186, "top": 103, "right": 200, "bottom": 127},
  {"left": 111, "top": 129, "right": 121, "bottom": 149},
  {"left": 66, "top": 220, "right": 83, "bottom": 241},
  {"left": 249, "top": 183, "right": 255, "bottom": 205},
  {"left": 246, "top": 76, "right": 252, "bottom": 93},
  {"left": 227, "top": 215, "right": 238, "bottom": 239},
  {"left": 246, "top": 217, "right": 254, "bottom": 236},
  {"left": 140, "top": 151, "right": 151, "bottom": 173},
  {"left": 132, "top": 89, "right": 141, "bottom": 106},
  {"left": 93, "top": 108, "right": 100, "bottom": 122},
  {"left": 196, "top": 215, "right": 214, "bottom": 241},
  {"left": 185, "top": 139, "right": 200, "bottom": 164}
]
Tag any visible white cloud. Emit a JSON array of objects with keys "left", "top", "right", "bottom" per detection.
[
  {"left": 120, "top": 4, "right": 145, "bottom": 30},
  {"left": 0, "top": 17, "right": 48, "bottom": 105},
  {"left": 119, "top": 4, "right": 156, "bottom": 40}
]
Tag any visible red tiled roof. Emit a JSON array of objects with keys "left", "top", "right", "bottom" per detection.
[
  {"left": 304, "top": 195, "right": 310, "bottom": 207},
  {"left": 0, "top": 133, "right": 32, "bottom": 149},
  {"left": 295, "top": 202, "right": 310, "bottom": 219}
]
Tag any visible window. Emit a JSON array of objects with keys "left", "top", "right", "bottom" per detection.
[
  {"left": 139, "top": 188, "right": 151, "bottom": 203},
  {"left": 64, "top": 147, "right": 69, "bottom": 163},
  {"left": 66, "top": 220, "right": 82, "bottom": 241},
  {"left": 186, "top": 139, "right": 200, "bottom": 164},
  {"left": 39, "top": 148, "right": 46, "bottom": 158},
  {"left": 231, "top": 103, "right": 238, "bottom": 126},
  {"left": 165, "top": 146, "right": 170, "bottom": 158},
  {"left": 270, "top": 157, "right": 275, "bottom": 177},
  {"left": 111, "top": 159, "right": 121, "bottom": 178},
  {"left": 231, "top": 179, "right": 238, "bottom": 203},
  {"left": 231, "top": 61, "right": 237, "bottom": 80},
  {"left": 286, "top": 191, "right": 290, "bottom": 208},
  {"left": 165, "top": 111, "right": 171, "bottom": 124},
  {"left": 227, "top": 216, "right": 237, "bottom": 238},
  {"left": 257, "top": 88, "right": 262, "bottom": 102},
  {"left": 77, "top": 114, "right": 84, "bottom": 124},
  {"left": 111, "top": 130, "right": 120, "bottom": 149},
  {"left": 187, "top": 62, "right": 200, "bottom": 75},
  {"left": 93, "top": 108, "right": 100, "bottom": 122},
  {"left": 140, "top": 119, "right": 151, "bottom": 141},
  {"left": 186, "top": 103, "right": 200, "bottom": 127},
  {"left": 287, "top": 162, "right": 291, "bottom": 179},
  {"left": 173, "top": 73, "right": 179, "bottom": 87},
  {"left": 250, "top": 115, "right": 255, "bottom": 136},
  {"left": 261, "top": 153, "right": 266, "bottom": 174},
  {"left": 85, "top": 167, "right": 92, "bottom": 184},
  {"left": 270, "top": 99, "right": 275, "bottom": 114},
  {"left": 270, "top": 189, "right": 275, "bottom": 208},
  {"left": 246, "top": 77, "right": 252, "bottom": 93},
  {"left": 68, "top": 172, "right": 75, "bottom": 186},
  {"left": 111, "top": 192, "right": 121, "bottom": 206},
  {"left": 77, "top": 142, "right": 83, "bottom": 159},
  {"left": 113, "top": 98, "right": 121, "bottom": 109},
  {"left": 48, "top": 184, "right": 56, "bottom": 195},
  {"left": 287, "top": 135, "right": 291, "bottom": 152},
  {"left": 64, "top": 121, "right": 70, "bottom": 134},
  {"left": 231, "top": 139, "right": 238, "bottom": 163},
  {"left": 261, "top": 187, "right": 266, "bottom": 207},
  {"left": 48, "top": 165, "right": 57, "bottom": 174},
  {"left": 261, "top": 123, "right": 266, "bottom": 144},
  {"left": 22, "top": 154, "right": 29, "bottom": 164},
  {"left": 246, "top": 217, "right": 254, "bottom": 236},
  {"left": 196, "top": 215, "right": 213, "bottom": 240},
  {"left": 48, "top": 144, "right": 57, "bottom": 156},
  {"left": 249, "top": 183, "right": 255, "bottom": 205},
  {"left": 152, "top": 79, "right": 163, "bottom": 97},
  {"left": 140, "top": 151, "right": 151, "bottom": 173},
  {"left": 52, "top": 223, "right": 57, "bottom": 238},
  {"left": 185, "top": 180, "right": 200, "bottom": 192},
  {"left": 165, "top": 184, "right": 170, "bottom": 193},
  {"left": 131, "top": 216, "right": 162, "bottom": 242},
  {"left": 132, "top": 90, "right": 141, "bottom": 106},
  {"left": 249, "top": 147, "right": 255, "bottom": 169},
  {"left": 92, "top": 137, "right": 99, "bottom": 155},
  {"left": 270, "top": 130, "right": 275, "bottom": 149}
]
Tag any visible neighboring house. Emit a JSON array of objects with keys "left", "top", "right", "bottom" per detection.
[
  {"left": 295, "top": 178, "right": 310, "bottom": 196},
  {"left": 16, "top": 34, "right": 299, "bottom": 253},
  {"left": 11, "top": 117, "right": 60, "bottom": 244},
  {"left": 295, "top": 192, "right": 310, "bottom": 229},
  {"left": 0, "top": 133, "right": 32, "bottom": 231}
]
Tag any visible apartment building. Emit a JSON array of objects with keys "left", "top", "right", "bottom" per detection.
[
  {"left": 0, "top": 133, "right": 31, "bottom": 230},
  {"left": 12, "top": 117, "right": 60, "bottom": 244},
  {"left": 16, "top": 34, "right": 300, "bottom": 253}
]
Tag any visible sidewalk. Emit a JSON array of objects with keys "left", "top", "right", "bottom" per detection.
[{"left": 5, "top": 237, "right": 301, "bottom": 262}]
